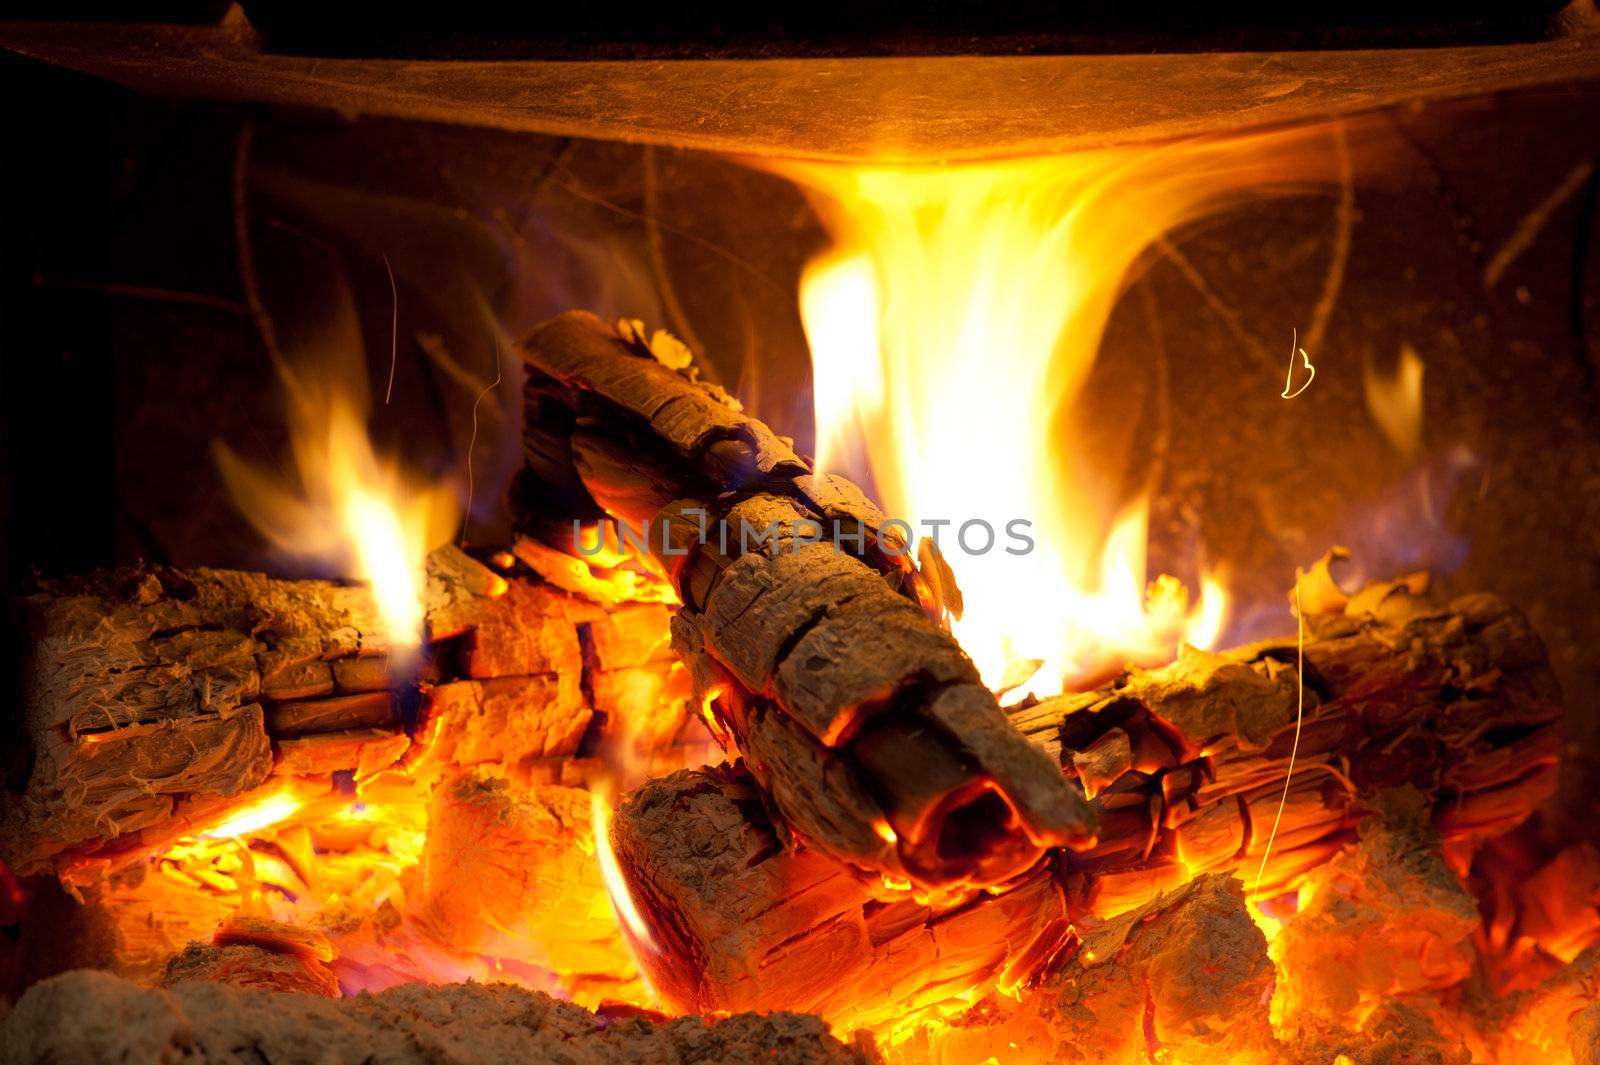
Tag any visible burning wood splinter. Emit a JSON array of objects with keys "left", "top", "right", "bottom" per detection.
[{"left": 515, "top": 310, "right": 1096, "bottom": 892}]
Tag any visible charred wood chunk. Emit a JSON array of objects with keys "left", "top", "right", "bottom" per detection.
[
  {"left": 1045, "top": 874, "right": 1276, "bottom": 1064},
  {"left": 515, "top": 312, "right": 1094, "bottom": 892},
  {"left": 163, "top": 917, "right": 340, "bottom": 998},
  {"left": 1499, "top": 945, "right": 1600, "bottom": 1061},
  {"left": 1574, "top": 1001, "right": 1600, "bottom": 1065},
  {"left": 420, "top": 675, "right": 589, "bottom": 768},
  {"left": 273, "top": 728, "right": 411, "bottom": 778},
  {"left": 425, "top": 548, "right": 587, "bottom": 680},
  {"left": 264, "top": 691, "right": 398, "bottom": 737},
  {"left": 2, "top": 699, "right": 275, "bottom": 874}
]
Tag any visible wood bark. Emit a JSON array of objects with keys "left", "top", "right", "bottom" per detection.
[
  {"left": 3, "top": 545, "right": 680, "bottom": 881},
  {"left": 611, "top": 586, "right": 1564, "bottom": 1027},
  {"left": 517, "top": 310, "right": 1093, "bottom": 893}
]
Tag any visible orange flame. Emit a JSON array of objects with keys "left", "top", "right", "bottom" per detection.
[{"left": 782, "top": 130, "right": 1345, "bottom": 696}]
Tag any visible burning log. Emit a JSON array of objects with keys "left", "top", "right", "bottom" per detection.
[
  {"left": 1011, "top": 580, "right": 1564, "bottom": 913},
  {"left": 0, "top": 970, "right": 882, "bottom": 1065},
  {"left": 611, "top": 584, "right": 1564, "bottom": 1026},
  {"left": 5, "top": 563, "right": 380, "bottom": 876},
  {"left": 516, "top": 310, "right": 1093, "bottom": 892},
  {"left": 1, "top": 544, "right": 677, "bottom": 881}
]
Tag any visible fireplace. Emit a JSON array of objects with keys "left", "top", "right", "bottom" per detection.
[{"left": 4, "top": 7, "right": 1600, "bottom": 1063}]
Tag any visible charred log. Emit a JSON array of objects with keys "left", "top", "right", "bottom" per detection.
[{"left": 516, "top": 310, "right": 1093, "bottom": 892}]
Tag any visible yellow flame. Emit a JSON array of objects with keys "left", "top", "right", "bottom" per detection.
[
  {"left": 590, "top": 788, "right": 657, "bottom": 954},
  {"left": 215, "top": 346, "right": 458, "bottom": 650},
  {"left": 342, "top": 482, "right": 425, "bottom": 647},
  {"left": 782, "top": 130, "right": 1344, "bottom": 696}
]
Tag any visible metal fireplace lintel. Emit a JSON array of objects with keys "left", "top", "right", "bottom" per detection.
[{"left": 2, "top": 16, "right": 1599, "bottom": 162}]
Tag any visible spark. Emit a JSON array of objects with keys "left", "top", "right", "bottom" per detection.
[
  {"left": 1281, "top": 328, "right": 1316, "bottom": 399},
  {"left": 1253, "top": 575, "right": 1306, "bottom": 901}
]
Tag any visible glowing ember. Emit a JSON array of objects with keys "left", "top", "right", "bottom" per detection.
[{"left": 784, "top": 132, "right": 1344, "bottom": 696}]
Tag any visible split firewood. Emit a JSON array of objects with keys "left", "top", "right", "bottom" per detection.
[
  {"left": 610, "top": 585, "right": 1563, "bottom": 1026},
  {"left": 517, "top": 310, "right": 1093, "bottom": 892},
  {"left": 2, "top": 544, "right": 682, "bottom": 881},
  {"left": 0, "top": 970, "right": 882, "bottom": 1065}
]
